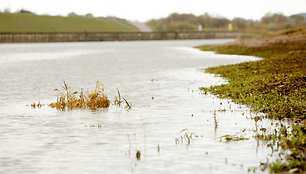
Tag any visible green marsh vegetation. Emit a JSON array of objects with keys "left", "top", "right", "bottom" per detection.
[{"left": 197, "top": 28, "right": 305, "bottom": 173}]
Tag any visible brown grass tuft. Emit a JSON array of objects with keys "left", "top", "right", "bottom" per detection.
[{"left": 49, "top": 81, "right": 110, "bottom": 111}]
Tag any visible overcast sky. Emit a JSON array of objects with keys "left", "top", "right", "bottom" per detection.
[{"left": 1, "top": 0, "right": 305, "bottom": 21}]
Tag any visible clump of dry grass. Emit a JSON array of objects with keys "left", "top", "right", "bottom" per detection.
[
  {"left": 48, "top": 81, "right": 132, "bottom": 111},
  {"left": 49, "top": 81, "right": 110, "bottom": 110}
]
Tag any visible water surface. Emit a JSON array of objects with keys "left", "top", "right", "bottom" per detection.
[{"left": 0, "top": 39, "right": 272, "bottom": 173}]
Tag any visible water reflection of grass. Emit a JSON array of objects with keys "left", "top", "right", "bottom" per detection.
[
  {"left": 175, "top": 128, "right": 202, "bottom": 145},
  {"left": 197, "top": 28, "right": 306, "bottom": 173}
]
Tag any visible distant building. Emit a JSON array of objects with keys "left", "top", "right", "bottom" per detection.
[
  {"left": 198, "top": 24, "right": 203, "bottom": 32},
  {"left": 228, "top": 23, "right": 233, "bottom": 31},
  {"left": 85, "top": 13, "right": 94, "bottom": 18},
  {"left": 67, "top": 12, "right": 79, "bottom": 17},
  {"left": 18, "top": 9, "right": 35, "bottom": 14}
]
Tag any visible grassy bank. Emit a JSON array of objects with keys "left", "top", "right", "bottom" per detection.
[
  {"left": 197, "top": 28, "right": 305, "bottom": 173},
  {"left": 0, "top": 13, "right": 138, "bottom": 33}
]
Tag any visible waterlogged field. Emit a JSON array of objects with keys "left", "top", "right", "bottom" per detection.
[{"left": 0, "top": 40, "right": 277, "bottom": 173}]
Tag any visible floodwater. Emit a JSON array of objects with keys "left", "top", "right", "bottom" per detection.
[{"left": 0, "top": 39, "right": 274, "bottom": 173}]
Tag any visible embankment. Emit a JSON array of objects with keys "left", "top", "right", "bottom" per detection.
[{"left": 0, "top": 31, "right": 241, "bottom": 43}]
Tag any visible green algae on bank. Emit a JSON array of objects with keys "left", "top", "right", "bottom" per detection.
[{"left": 197, "top": 28, "right": 306, "bottom": 173}]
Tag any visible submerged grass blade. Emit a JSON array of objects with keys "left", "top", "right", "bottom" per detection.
[{"left": 123, "top": 98, "right": 132, "bottom": 109}]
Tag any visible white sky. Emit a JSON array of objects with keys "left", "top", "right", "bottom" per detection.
[{"left": 1, "top": 0, "right": 306, "bottom": 22}]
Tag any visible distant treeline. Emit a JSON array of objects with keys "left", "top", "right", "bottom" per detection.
[{"left": 146, "top": 13, "right": 306, "bottom": 33}]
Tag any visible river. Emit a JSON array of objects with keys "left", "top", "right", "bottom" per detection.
[{"left": 0, "top": 39, "right": 272, "bottom": 173}]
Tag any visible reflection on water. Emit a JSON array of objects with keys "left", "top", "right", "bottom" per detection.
[{"left": 0, "top": 39, "right": 272, "bottom": 173}]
